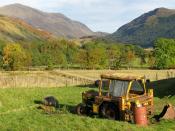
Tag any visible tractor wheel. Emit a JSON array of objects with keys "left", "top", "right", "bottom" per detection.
[
  {"left": 76, "top": 103, "right": 86, "bottom": 115},
  {"left": 100, "top": 103, "right": 118, "bottom": 120},
  {"left": 105, "top": 107, "right": 116, "bottom": 120}
]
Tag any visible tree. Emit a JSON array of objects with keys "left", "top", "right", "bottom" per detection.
[
  {"left": 39, "top": 39, "right": 67, "bottom": 67},
  {"left": 82, "top": 42, "right": 108, "bottom": 69},
  {"left": 119, "top": 45, "right": 136, "bottom": 69},
  {"left": 121, "top": 47, "right": 136, "bottom": 69},
  {"left": 75, "top": 49, "right": 87, "bottom": 69},
  {"left": 107, "top": 45, "right": 122, "bottom": 69},
  {"left": 0, "top": 42, "right": 6, "bottom": 68},
  {"left": 127, "top": 50, "right": 135, "bottom": 69},
  {"left": 133, "top": 46, "right": 146, "bottom": 65},
  {"left": 147, "top": 50, "right": 155, "bottom": 68},
  {"left": 154, "top": 38, "right": 175, "bottom": 69},
  {"left": 64, "top": 40, "right": 78, "bottom": 68},
  {"left": 3, "top": 43, "right": 29, "bottom": 70},
  {"left": 88, "top": 47, "right": 108, "bottom": 69}
]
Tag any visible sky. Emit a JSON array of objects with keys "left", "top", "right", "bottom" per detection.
[{"left": 0, "top": 0, "right": 175, "bottom": 33}]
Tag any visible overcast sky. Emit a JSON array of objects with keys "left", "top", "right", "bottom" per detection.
[{"left": 0, "top": 0, "right": 175, "bottom": 33}]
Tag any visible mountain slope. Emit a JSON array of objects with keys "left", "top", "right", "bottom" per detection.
[
  {"left": 107, "top": 8, "right": 175, "bottom": 47},
  {"left": 0, "top": 15, "right": 51, "bottom": 44},
  {"left": 0, "top": 4, "right": 94, "bottom": 38}
]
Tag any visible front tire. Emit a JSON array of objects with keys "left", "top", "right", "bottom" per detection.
[{"left": 76, "top": 103, "right": 86, "bottom": 115}]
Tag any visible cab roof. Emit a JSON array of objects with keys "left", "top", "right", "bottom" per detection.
[{"left": 101, "top": 73, "right": 145, "bottom": 81}]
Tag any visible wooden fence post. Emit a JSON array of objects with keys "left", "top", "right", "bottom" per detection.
[
  {"left": 76, "top": 77, "right": 78, "bottom": 85},
  {"left": 72, "top": 77, "right": 74, "bottom": 85},
  {"left": 66, "top": 79, "right": 68, "bottom": 87},
  {"left": 156, "top": 73, "right": 158, "bottom": 81},
  {"left": 167, "top": 71, "right": 170, "bottom": 79},
  {"left": 171, "top": 72, "right": 173, "bottom": 78}
]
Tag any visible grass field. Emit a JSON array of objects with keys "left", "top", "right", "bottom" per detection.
[{"left": 0, "top": 79, "right": 174, "bottom": 131}]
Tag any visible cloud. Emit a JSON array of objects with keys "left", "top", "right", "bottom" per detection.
[{"left": 0, "top": 0, "right": 175, "bottom": 33}]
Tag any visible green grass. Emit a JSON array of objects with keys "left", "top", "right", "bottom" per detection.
[{"left": 0, "top": 86, "right": 174, "bottom": 131}]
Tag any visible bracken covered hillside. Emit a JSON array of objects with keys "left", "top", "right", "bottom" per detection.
[{"left": 0, "top": 15, "right": 51, "bottom": 44}]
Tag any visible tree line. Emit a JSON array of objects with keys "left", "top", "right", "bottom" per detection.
[{"left": 0, "top": 38, "right": 174, "bottom": 70}]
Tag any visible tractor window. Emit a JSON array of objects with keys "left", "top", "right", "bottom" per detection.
[
  {"left": 109, "top": 80, "right": 129, "bottom": 97},
  {"left": 129, "top": 80, "right": 144, "bottom": 95}
]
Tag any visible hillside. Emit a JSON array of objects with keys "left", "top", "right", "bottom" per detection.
[
  {"left": 0, "top": 4, "right": 94, "bottom": 38},
  {"left": 107, "top": 8, "right": 175, "bottom": 47},
  {"left": 0, "top": 15, "right": 51, "bottom": 44}
]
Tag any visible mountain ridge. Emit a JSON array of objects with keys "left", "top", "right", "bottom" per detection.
[
  {"left": 0, "top": 3, "right": 95, "bottom": 38},
  {"left": 107, "top": 8, "right": 175, "bottom": 47}
]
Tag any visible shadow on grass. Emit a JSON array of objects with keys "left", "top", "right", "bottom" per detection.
[
  {"left": 150, "top": 78, "right": 175, "bottom": 98},
  {"left": 59, "top": 104, "right": 76, "bottom": 114},
  {"left": 34, "top": 100, "right": 43, "bottom": 104},
  {"left": 34, "top": 100, "right": 77, "bottom": 114}
]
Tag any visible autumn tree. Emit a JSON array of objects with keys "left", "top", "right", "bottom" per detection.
[
  {"left": 107, "top": 45, "right": 122, "bottom": 69},
  {"left": 75, "top": 49, "right": 87, "bottom": 69},
  {"left": 81, "top": 42, "right": 108, "bottom": 69},
  {"left": 133, "top": 46, "right": 146, "bottom": 65},
  {"left": 88, "top": 47, "right": 107, "bottom": 69},
  {"left": 3, "top": 43, "right": 30, "bottom": 70},
  {"left": 147, "top": 50, "right": 155, "bottom": 68},
  {"left": 121, "top": 46, "right": 136, "bottom": 69}
]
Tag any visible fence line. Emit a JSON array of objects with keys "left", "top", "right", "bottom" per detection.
[
  {"left": 144, "top": 71, "right": 175, "bottom": 81},
  {"left": 0, "top": 70, "right": 174, "bottom": 88},
  {"left": 0, "top": 71, "right": 95, "bottom": 88}
]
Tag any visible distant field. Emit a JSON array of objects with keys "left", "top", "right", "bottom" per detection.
[
  {"left": 0, "top": 86, "right": 174, "bottom": 131},
  {"left": 61, "top": 69, "right": 175, "bottom": 81},
  {"left": 0, "top": 69, "right": 174, "bottom": 88}
]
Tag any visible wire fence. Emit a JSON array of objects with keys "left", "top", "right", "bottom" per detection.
[
  {"left": 0, "top": 70, "right": 174, "bottom": 88},
  {"left": 0, "top": 71, "right": 95, "bottom": 88},
  {"left": 144, "top": 71, "right": 175, "bottom": 81}
]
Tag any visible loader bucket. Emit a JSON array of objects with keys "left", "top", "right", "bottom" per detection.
[
  {"left": 153, "top": 104, "right": 175, "bottom": 121},
  {"left": 161, "top": 104, "right": 175, "bottom": 120}
]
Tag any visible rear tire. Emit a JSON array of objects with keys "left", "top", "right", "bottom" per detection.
[{"left": 76, "top": 103, "right": 86, "bottom": 115}]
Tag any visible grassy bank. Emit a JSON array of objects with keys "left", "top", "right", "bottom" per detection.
[{"left": 0, "top": 86, "right": 174, "bottom": 130}]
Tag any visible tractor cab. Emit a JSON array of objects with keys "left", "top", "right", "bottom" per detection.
[{"left": 99, "top": 73, "right": 146, "bottom": 100}]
